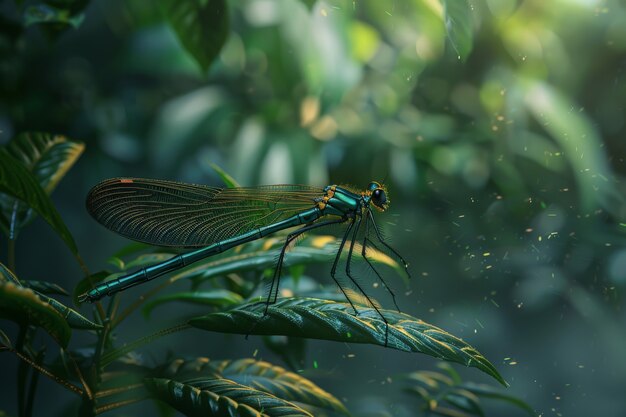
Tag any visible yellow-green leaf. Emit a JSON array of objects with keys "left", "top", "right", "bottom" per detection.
[
  {"left": 0, "top": 148, "right": 79, "bottom": 257},
  {"left": 0, "top": 281, "right": 71, "bottom": 347}
]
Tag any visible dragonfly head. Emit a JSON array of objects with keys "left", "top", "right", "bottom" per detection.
[{"left": 366, "top": 181, "right": 389, "bottom": 212}]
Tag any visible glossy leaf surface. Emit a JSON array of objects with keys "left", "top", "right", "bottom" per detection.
[
  {"left": 0, "top": 281, "right": 71, "bottom": 347},
  {"left": 189, "top": 298, "right": 506, "bottom": 386},
  {"left": 142, "top": 290, "right": 244, "bottom": 318},
  {"left": 146, "top": 376, "right": 313, "bottom": 417},
  {"left": 160, "top": 357, "right": 348, "bottom": 415},
  {"left": 0, "top": 148, "right": 79, "bottom": 256},
  {"left": 1, "top": 132, "right": 84, "bottom": 237}
]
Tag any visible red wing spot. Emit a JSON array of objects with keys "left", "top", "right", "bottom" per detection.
[{"left": 120, "top": 179, "right": 134, "bottom": 183}]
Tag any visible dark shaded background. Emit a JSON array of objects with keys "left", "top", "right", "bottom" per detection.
[{"left": 2, "top": 0, "right": 626, "bottom": 415}]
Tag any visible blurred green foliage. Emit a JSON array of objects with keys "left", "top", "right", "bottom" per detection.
[{"left": 1, "top": 0, "right": 626, "bottom": 416}]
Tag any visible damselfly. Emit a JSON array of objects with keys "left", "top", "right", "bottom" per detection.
[{"left": 79, "top": 178, "right": 410, "bottom": 339}]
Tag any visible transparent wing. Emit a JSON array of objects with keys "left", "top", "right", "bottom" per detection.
[{"left": 86, "top": 178, "right": 324, "bottom": 247}]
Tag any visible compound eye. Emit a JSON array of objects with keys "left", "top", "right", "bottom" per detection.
[{"left": 372, "top": 189, "right": 387, "bottom": 207}]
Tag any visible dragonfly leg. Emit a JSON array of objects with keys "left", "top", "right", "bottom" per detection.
[
  {"left": 346, "top": 215, "right": 390, "bottom": 347},
  {"left": 362, "top": 218, "right": 401, "bottom": 313},
  {"left": 264, "top": 216, "right": 349, "bottom": 316},
  {"left": 330, "top": 218, "right": 359, "bottom": 315},
  {"left": 368, "top": 210, "right": 411, "bottom": 279}
]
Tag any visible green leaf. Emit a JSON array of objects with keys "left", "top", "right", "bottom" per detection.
[
  {"left": 6, "top": 132, "right": 85, "bottom": 194},
  {"left": 0, "top": 262, "right": 21, "bottom": 284},
  {"left": 444, "top": 389, "right": 483, "bottom": 416},
  {"left": 95, "top": 370, "right": 151, "bottom": 412},
  {"left": 161, "top": 0, "right": 230, "bottom": 73},
  {"left": 23, "top": 4, "right": 85, "bottom": 29},
  {"left": 124, "top": 253, "right": 178, "bottom": 270},
  {"left": 1, "top": 132, "right": 84, "bottom": 237},
  {"left": 209, "top": 163, "right": 241, "bottom": 188},
  {"left": 146, "top": 376, "right": 313, "bottom": 417},
  {"left": 522, "top": 79, "right": 617, "bottom": 212},
  {"left": 40, "top": 294, "right": 102, "bottom": 330},
  {"left": 142, "top": 290, "right": 244, "bottom": 319},
  {"left": 0, "top": 281, "right": 71, "bottom": 347},
  {"left": 404, "top": 367, "right": 535, "bottom": 416},
  {"left": 160, "top": 357, "right": 348, "bottom": 415},
  {"left": 22, "top": 281, "right": 69, "bottom": 296},
  {"left": 216, "top": 359, "right": 349, "bottom": 415},
  {"left": 0, "top": 262, "right": 100, "bottom": 330},
  {"left": 443, "top": 0, "right": 473, "bottom": 61},
  {"left": 460, "top": 383, "right": 536, "bottom": 416},
  {"left": 112, "top": 241, "right": 153, "bottom": 259},
  {"left": 0, "top": 328, "right": 11, "bottom": 348},
  {"left": 177, "top": 235, "right": 404, "bottom": 286},
  {"left": 0, "top": 148, "right": 79, "bottom": 257},
  {"left": 72, "top": 270, "right": 113, "bottom": 305},
  {"left": 189, "top": 298, "right": 507, "bottom": 386}
]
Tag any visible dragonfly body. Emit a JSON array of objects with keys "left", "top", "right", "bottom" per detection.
[{"left": 80, "top": 178, "right": 409, "bottom": 343}]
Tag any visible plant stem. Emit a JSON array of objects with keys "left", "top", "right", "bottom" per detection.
[
  {"left": 112, "top": 278, "right": 173, "bottom": 327},
  {"left": 8, "top": 238, "right": 16, "bottom": 273},
  {"left": 64, "top": 348, "right": 92, "bottom": 400},
  {"left": 24, "top": 349, "right": 46, "bottom": 417},
  {"left": 9, "top": 347, "right": 83, "bottom": 395},
  {"left": 94, "top": 396, "right": 149, "bottom": 415},
  {"left": 16, "top": 325, "right": 27, "bottom": 417},
  {"left": 100, "top": 323, "right": 190, "bottom": 367}
]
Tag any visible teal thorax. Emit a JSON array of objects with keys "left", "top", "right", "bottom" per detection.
[{"left": 321, "top": 181, "right": 388, "bottom": 217}]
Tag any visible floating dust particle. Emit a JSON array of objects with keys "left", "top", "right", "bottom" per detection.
[
  {"left": 490, "top": 299, "right": 500, "bottom": 307},
  {"left": 347, "top": 353, "right": 356, "bottom": 358},
  {"left": 253, "top": 349, "right": 258, "bottom": 357},
  {"left": 509, "top": 361, "right": 518, "bottom": 365},
  {"left": 526, "top": 228, "right": 533, "bottom": 232},
  {"left": 313, "top": 360, "right": 318, "bottom": 369},
  {"left": 429, "top": 308, "right": 435, "bottom": 313},
  {"left": 483, "top": 252, "right": 490, "bottom": 256},
  {"left": 421, "top": 272, "right": 429, "bottom": 277},
  {"left": 504, "top": 357, "right": 511, "bottom": 361},
  {"left": 475, "top": 319, "right": 484, "bottom": 329},
  {"left": 373, "top": 282, "right": 379, "bottom": 288}
]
